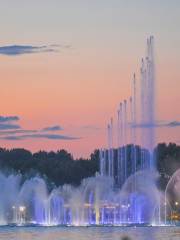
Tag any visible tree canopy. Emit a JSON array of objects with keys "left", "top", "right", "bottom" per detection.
[{"left": 0, "top": 143, "right": 179, "bottom": 189}]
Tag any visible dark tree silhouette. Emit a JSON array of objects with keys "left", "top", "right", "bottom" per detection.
[
  {"left": 0, "top": 148, "right": 99, "bottom": 187},
  {"left": 0, "top": 143, "right": 179, "bottom": 189}
]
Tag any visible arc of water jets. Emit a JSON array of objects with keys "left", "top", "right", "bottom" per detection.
[
  {"left": 100, "top": 35, "right": 156, "bottom": 186},
  {"left": 99, "top": 36, "right": 159, "bottom": 224}
]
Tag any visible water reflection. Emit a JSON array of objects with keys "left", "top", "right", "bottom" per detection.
[{"left": 0, "top": 226, "right": 179, "bottom": 240}]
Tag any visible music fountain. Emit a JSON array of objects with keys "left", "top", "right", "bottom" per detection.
[{"left": 0, "top": 37, "right": 178, "bottom": 226}]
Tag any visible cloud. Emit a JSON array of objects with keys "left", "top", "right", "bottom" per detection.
[
  {"left": 0, "top": 115, "right": 21, "bottom": 130},
  {"left": 0, "top": 45, "right": 60, "bottom": 56},
  {"left": 0, "top": 115, "right": 79, "bottom": 141},
  {"left": 42, "top": 125, "right": 63, "bottom": 132},
  {"left": 29, "top": 134, "right": 79, "bottom": 140},
  {"left": 49, "top": 44, "right": 71, "bottom": 49},
  {"left": 3, "top": 136, "right": 22, "bottom": 141},
  {"left": 0, "top": 123, "right": 20, "bottom": 130},
  {"left": 0, "top": 116, "right": 19, "bottom": 122},
  {"left": 0, "top": 130, "right": 37, "bottom": 135},
  {"left": 132, "top": 123, "right": 157, "bottom": 128},
  {"left": 132, "top": 120, "right": 180, "bottom": 128},
  {"left": 166, "top": 121, "right": 180, "bottom": 127},
  {"left": 0, "top": 134, "right": 80, "bottom": 141}
]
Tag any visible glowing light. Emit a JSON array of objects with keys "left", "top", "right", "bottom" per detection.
[
  {"left": 84, "top": 203, "right": 92, "bottom": 207},
  {"left": 19, "top": 206, "right": 26, "bottom": 212}
]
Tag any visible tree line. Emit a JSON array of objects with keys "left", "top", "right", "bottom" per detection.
[
  {"left": 0, "top": 142, "right": 179, "bottom": 189},
  {"left": 0, "top": 148, "right": 99, "bottom": 187}
]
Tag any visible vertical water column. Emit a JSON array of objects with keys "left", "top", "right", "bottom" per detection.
[
  {"left": 129, "top": 96, "right": 134, "bottom": 175},
  {"left": 107, "top": 119, "right": 114, "bottom": 178},
  {"left": 140, "top": 58, "right": 146, "bottom": 170},
  {"left": 99, "top": 149, "right": 106, "bottom": 177},
  {"left": 132, "top": 74, "right": 137, "bottom": 173},
  {"left": 117, "top": 109, "right": 121, "bottom": 185},
  {"left": 141, "top": 36, "right": 156, "bottom": 169},
  {"left": 119, "top": 102, "right": 124, "bottom": 187},
  {"left": 132, "top": 74, "right": 137, "bottom": 222},
  {"left": 123, "top": 100, "right": 127, "bottom": 182},
  {"left": 107, "top": 123, "right": 111, "bottom": 177},
  {"left": 147, "top": 36, "right": 156, "bottom": 168},
  {"left": 110, "top": 118, "right": 114, "bottom": 178},
  {"left": 117, "top": 101, "right": 124, "bottom": 187}
]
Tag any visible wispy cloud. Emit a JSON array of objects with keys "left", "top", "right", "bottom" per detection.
[
  {"left": 2, "top": 136, "right": 22, "bottom": 141},
  {"left": 42, "top": 125, "right": 63, "bottom": 132},
  {"left": 132, "top": 121, "right": 180, "bottom": 128},
  {"left": 0, "top": 123, "right": 20, "bottom": 130},
  {"left": 0, "top": 116, "right": 19, "bottom": 122},
  {"left": 132, "top": 123, "right": 157, "bottom": 128},
  {"left": 0, "top": 130, "right": 37, "bottom": 135},
  {"left": 0, "top": 44, "right": 68, "bottom": 56},
  {"left": 0, "top": 115, "right": 79, "bottom": 141},
  {"left": 166, "top": 121, "right": 180, "bottom": 127},
  {"left": 0, "top": 115, "right": 20, "bottom": 130},
  {"left": 0, "top": 134, "right": 80, "bottom": 141}
]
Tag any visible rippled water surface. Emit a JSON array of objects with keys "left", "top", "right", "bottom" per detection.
[{"left": 0, "top": 226, "right": 179, "bottom": 240}]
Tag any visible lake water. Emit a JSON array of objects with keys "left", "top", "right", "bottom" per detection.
[{"left": 0, "top": 226, "right": 179, "bottom": 240}]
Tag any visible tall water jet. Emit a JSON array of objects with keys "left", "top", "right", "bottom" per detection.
[
  {"left": 140, "top": 36, "right": 156, "bottom": 169},
  {"left": 132, "top": 73, "right": 137, "bottom": 175},
  {"left": 107, "top": 118, "right": 114, "bottom": 178},
  {"left": 117, "top": 108, "right": 121, "bottom": 185},
  {"left": 99, "top": 36, "right": 160, "bottom": 225},
  {"left": 119, "top": 102, "right": 124, "bottom": 187},
  {"left": 107, "top": 123, "right": 111, "bottom": 177},
  {"left": 123, "top": 100, "right": 128, "bottom": 182},
  {"left": 110, "top": 118, "right": 114, "bottom": 178},
  {"left": 132, "top": 73, "right": 137, "bottom": 144}
]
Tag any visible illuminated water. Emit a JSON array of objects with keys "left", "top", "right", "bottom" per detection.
[{"left": 0, "top": 226, "right": 179, "bottom": 240}]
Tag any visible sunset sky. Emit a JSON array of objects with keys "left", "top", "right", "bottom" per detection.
[{"left": 0, "top": 0, "right": 179, "bottom": 158}]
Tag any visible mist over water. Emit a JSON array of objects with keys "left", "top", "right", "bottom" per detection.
[{"left": 0, "top": 168, "right": 176, "bottom": 226}]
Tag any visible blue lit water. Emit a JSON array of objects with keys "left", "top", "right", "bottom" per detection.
[{"left": 0, "top": 226, "right": 179, "bottom": 240}]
